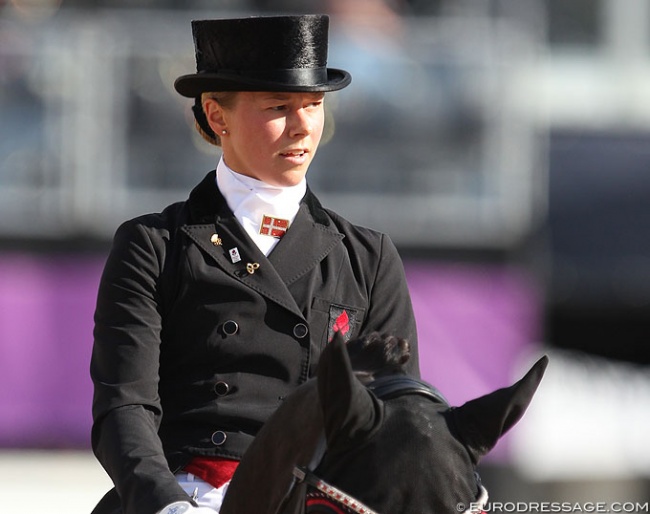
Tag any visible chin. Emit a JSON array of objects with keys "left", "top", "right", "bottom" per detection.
[{"left": 274, "top": 168, "right": 309, "bottom": 187}]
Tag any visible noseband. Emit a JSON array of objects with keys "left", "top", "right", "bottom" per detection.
[{"left": 283, "top": 375, "right": 489, "bottom": 514}]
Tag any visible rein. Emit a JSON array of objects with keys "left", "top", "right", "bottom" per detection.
[
  {"left": 284, "top": 375, "right": 489, "bottom": 514},
  {"left": 366, "top": 374, "right": 449, "bottom": 405}
]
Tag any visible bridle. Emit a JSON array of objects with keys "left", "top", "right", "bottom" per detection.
[
  {"left": 281, "top": 375, "right": 490, "bottom": 514},
  {"left": 294, "top": 465, "right": 380, "bottom": 514}
]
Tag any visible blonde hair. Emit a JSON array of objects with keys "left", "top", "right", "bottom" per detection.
[{"left": 196, "top": 91, "right": 239, "bottom": 146}]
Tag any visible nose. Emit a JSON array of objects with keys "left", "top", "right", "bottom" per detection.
[{"left": 288, "top": 107, "right": 313, "bottom": 137}]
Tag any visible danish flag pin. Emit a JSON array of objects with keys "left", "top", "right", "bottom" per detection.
[{"left": 259, "top": 215, "right": 289, "bottom": 238}]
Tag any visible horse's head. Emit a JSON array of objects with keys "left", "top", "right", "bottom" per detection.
[{"left": 220, "top": 333, "right": 548, "bottom": 514}]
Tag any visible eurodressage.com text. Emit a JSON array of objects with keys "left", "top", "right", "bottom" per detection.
[{"left": 460, "top": 501, "right": 650, "bottom": 513}]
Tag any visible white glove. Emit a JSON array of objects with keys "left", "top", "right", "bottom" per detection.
[{"left": 156, "top": 501, "right": 218, "bottom": 514}]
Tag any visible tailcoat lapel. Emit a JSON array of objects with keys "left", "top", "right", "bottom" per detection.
[
  {"left": 180, "top": 172, "right": 343, "bottom": 319},
  {"left": 268, "top": 198, "right": 343, "bottom": 286}
]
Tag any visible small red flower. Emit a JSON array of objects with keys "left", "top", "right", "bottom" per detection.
[{"left": 332, "top": 310, "right": 349, "bottom": 335}]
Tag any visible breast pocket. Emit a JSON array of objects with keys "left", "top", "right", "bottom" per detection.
[{"left": 311, "top": 298, "right": 366, "bottom": 344}]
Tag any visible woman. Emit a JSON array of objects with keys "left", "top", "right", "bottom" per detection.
[{"left": 90, "top": 14, "right": 419, "bottom": 514}]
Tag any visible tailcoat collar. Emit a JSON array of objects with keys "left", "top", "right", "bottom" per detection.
[{"left": 187, "top": 170, "right": 231, "bottom": 223}]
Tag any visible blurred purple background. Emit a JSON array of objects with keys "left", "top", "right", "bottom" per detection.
[{"left": 0, "top": 254, "right": 541, "bottom": 449}]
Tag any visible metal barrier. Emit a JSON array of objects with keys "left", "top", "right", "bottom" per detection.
[{"left": 0, "top": 10, "right": 543, "bottom": 249}]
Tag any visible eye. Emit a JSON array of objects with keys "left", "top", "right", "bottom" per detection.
[{"left": 269, "top": 104, "right": 288, "bottom": 111}]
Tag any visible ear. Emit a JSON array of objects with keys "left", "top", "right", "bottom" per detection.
[
  {"left": 202, "top": 97, "right": 227, "bottom": 135},
  {"left": 318, "top": 332, "right": 382, "bottom": 449},
  {"left": 451, "top": 355, "right": 549, "bottom": 464}
]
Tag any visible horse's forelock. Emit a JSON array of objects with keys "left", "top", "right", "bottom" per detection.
[{"left": 346, "top": 332, "right": 411, "bottom": 376}]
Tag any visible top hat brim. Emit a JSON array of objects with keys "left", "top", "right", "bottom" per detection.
[{"left": 174, "top": 68, "right": 351, "bottom": 97}]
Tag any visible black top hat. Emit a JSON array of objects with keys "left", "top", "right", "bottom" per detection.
[{"left": 174, "top": 15, "right": 351, "bottom": 97}]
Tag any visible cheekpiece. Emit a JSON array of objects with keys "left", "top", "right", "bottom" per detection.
[{"left": 174, "top": 14, "right": 352, "bottom": 97}]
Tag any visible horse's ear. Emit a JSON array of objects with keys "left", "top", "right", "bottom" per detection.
[
  {"left": 451, "top": 355, "right": 549, "bottom": 464},
  {"left": 318, "top": 332, "right": 382, "bottom": 449}
]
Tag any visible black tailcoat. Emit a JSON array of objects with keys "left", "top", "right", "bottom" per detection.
[{"left": 90, "top": 171, "right": 419, "bottom": 514}]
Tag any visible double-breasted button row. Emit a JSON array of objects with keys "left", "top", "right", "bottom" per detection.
[{"left": 222, "top": 319, "right": 307, "bottom": 339}]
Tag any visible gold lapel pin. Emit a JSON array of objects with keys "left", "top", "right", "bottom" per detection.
[
  {"left": 246, "top": 262, "right": 260, "bottom": 275},
  {"left": 210, "top": 233, "right": 222, "bottom": 246}
]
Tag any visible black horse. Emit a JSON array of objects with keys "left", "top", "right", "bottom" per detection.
[{"left": 220, "top": 332, "right": 548, "bottom": 514}]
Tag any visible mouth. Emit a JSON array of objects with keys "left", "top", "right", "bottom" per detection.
[{"left": 280, "top": 149, "right": 308, "bottom": 158}]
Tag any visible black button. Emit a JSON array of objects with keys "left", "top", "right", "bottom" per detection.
[
  {"left": 293, "top": 323, "right": 309, "bottom": 339},
  {"left": 222, "top": 320, "right": 239, "bottom": 336},
  {"left": 211, "top": 431, "right": 227, "bottom": 446},
  {"left": 214, "top": 381, "right": 230, "bottom": 396}
]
